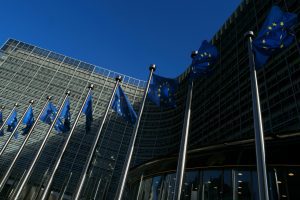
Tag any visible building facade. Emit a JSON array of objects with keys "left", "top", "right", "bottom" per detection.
[{"left": 0, "top": 0, "right": 299, "bottom": 199}]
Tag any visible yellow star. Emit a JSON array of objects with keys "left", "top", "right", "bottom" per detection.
[
  {"left": 272, "top": 22, "right": 277, "bottom": 27},
  {"left": 200, "top": 54, "right": 204, "bottom": 57},
  {"left": 262, "top": 46, "right": 268, "bottom": 49},
  {"left": 208, "top": 54, "right": 211, "bottom": 58},
  {"left": 280, "top": 44, "right": 284, "bottom": 48},
  {"left": 207, "top": 63, "right": 210, "bottom": 66},
  {"left": 262, "top": 39, "right": 266, "bottom": 44},
  {"left": 280, "top": 21, "right": 284, "bottom": 26},
  {"left": 268, "top": 26, "right": 272, "bottom": 30},
  {"left": 204, "top": 52, "right": 207, "bottom": 56}
]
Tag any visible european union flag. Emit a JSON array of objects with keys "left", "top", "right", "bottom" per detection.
[
  {"left": 56, "top": 98, "right": 71, "bottom": 133},
  {"left": 190, "top": 40, "right": 218, "bottom": 80},
  {"left": 7, "top": 110, "right": 18, "bottom": 138},
  {"left": 40, "top": 101, "right": 70, "bottom": 133},
  {"left": 253, "top": 6, "right": 297, "bottom": 68},
  {"left": 22, "top": 105, "right": 35, "bottom": 135},
  {"left": 148, "top": 74, "right": 178, "bottom": 108},
  {"left": 82, "top": 92, "right": 93, "bottom": 131},
  {"left": 40, "top": 102, "right": 56, "bottom": 125},
  {"left": 0, "top": 111, "right": 4, "bottom": 136},
  {"left": 112, "top": 85, "right": 137, "bottom": 124}
]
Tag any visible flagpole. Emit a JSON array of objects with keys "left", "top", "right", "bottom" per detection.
[
  {"left": 74, "top": 76, "right": 122, "bottom": 200},
  {"left": 244, "top": 31, "right": 269, "bottom": 200},
  {"left": 115, "top": 64, "right": 156, "bottom": 200},
  {"left": 0, "top": 103, "right": 18, "bottom": 133},
  {"left": 0, "top": 100, "right": 34, "bottom": 157},
  {"left": 173, "top": 51, "right": 197, "bottom": 200},
  {"left": 41, "top": 84, "right": 94, "bottom": 200},
  {"left": 0, "top": 97, "right": 51, "bottom": 192},
  {"left": 14, "top": 91, "right": 70, "bottom": 200}
]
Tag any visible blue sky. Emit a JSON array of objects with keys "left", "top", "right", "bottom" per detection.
[{"left": 0, "top": 0, "right": 241, "bottom": 80}]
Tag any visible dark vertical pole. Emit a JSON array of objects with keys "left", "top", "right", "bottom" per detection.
[
  {"left": 173, "top": 51, "right": 197, "bottom": 200},
  {"left": 115, "top": 64, "right": 156, "bottom": 200},
  {"left": 173, "top": 82, "right": 193, "bottom": 200},
  {"left": 14, "top": 92, "right": 70, "bottom": 200},
  {"left": 0, "top": 100, "right": 34, "bottom": 157},
  {"left": 136, "top": 174, "right": 144, "bottom": 200},
  {"left": 74, "top": 77, "right": 122, "bottom": 200},
  {"left": 245, "top": 31, "right": 269, "bottom": 200},
  {"left": 41, "top": 85, "right": 94, "bottom": 200}
]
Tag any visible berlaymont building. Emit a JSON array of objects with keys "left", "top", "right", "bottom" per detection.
[{"left": 0, "top": 0, "right": 299, "bottom": 199}]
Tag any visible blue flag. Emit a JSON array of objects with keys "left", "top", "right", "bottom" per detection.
[
  {"left": 253, "top": 6, "right": 297, "bottom": 68},
  {"left": 22, "top": 105, "right": 35, "bottom": 135},
  {"left": 112, "top": 85, "right": 137, "bottom": 124},
  {"left": 40, "top": 102, "right": 57, "bottom": 125},
  {"left": 40, "top": 101, "right": 70, "bottom": 133},
  {"left": 148, "top": 74, "right": 178, "bottom": 108},
  {"left": 7, "top": 110, "right": 18, "bottom": 139},
  {"left": 190, "top": 40, "right": 218, "bottom": 80},
  {"left": 56, "top": 98, "right": 71, "bottom": 133},
  {"left": 82, "top": 92, "right": 93, "bottom": 131},
  {"left": 0, "top": 111, "right": 4, "bottom": 136}
]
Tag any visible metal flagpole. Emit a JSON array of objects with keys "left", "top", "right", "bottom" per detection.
[
  {"left": 74, "top": 76, "right": 122, "bottom": 200},
  {"left": 41, "top": 84, "right": 94, "bottom": 200},
  {"left": 0, "top": 100, "right": 34, "bottom": 157},
  {"left": 59, "top": 172, "right": 73, "bottom": 200},
  {"left": 173, "top": 82, "right": 193, "bottom": 200},
  {"left": 0, "top": 103, "right": 18, "bottom": 133},
  {"left": 244, "top": 31, "right": 269, "bottom": 200},
  {"left": 0, "top": 97, "right": 51, "bottom": 192},
  {"left": 114, "top": 64, "right": 156, "bottom": 200},
  {"left": 136, "top": 173, "right": 144, "bottom": 200},
  {"left": 14, "top": 91, "right": 70, "bottom": 200}
]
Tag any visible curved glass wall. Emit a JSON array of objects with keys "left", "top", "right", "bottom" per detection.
[{"left": 129, "top": 166, "right": 300, "bottom": 200}]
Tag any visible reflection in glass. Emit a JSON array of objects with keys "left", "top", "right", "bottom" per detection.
[{"left": 132, "top": 167, "right": 300, "bottom": 200}]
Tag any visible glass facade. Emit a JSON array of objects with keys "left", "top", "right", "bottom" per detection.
[
  {"left": 0, "top": 0, "right": 299, "bottom": 199},
  {"left": 130, "top": 167, "right": 300, "bottom": 200},
  {"left": 0, "top": 39, "right": 147, "bottom": 199}
]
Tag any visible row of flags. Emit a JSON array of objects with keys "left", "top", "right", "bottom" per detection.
[
  {"left": 3, "top": 4, "right": 294, "bottom": 133},
  {"left": 146, "top": 5, "right": 298, "bottom": 109},
  {"left": 0, "top": 5, "right": 296, "bottom": 200},
  {"left": 0, "top": 5, "right": 296, "bottom": 139}
]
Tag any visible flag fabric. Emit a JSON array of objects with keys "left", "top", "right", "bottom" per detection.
[
  {"left": 112, "top": 85, "right": 137, "bottom": 124},
  {"left": 56, "top": 98, "right": 71, "bottom": 133},
  {"left": 40, "top": 101, "right": 70, "bottom": 133},
  {"left": 0, "top": 111, "right": 4, "bottom": 136},
  {"left": 190, "top": 40, "right": 218, "bottom": 80},
  {"left": 148, "top": 74, "right": 178, "bottom": 108},
  {"left": 40, "top": 102, "right": 57, "bottom": 125},
  {"left": 22, "top": 105, "right": 35, "bottom": 135},
  {"left": 82, "top": 92, "right": 93, "bottom": 131},
  {"left": 7, "top": 110, "right": 18, "bottom": 139},
  {"left": 252, "top": 5, "right": 297, "bottom": 68}
]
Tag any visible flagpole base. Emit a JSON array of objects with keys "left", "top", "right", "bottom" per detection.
[{"left": 29, "top": 100, "right": 34, "bottom": 104}]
